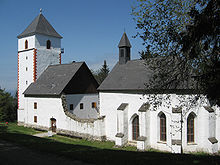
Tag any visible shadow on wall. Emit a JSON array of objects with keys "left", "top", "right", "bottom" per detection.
[{"left": 65, "top": 94, "right": 98, "bottom": 119}]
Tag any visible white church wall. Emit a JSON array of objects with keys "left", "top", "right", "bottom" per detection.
[
  {"left": 216, "top": 106, "right": 220, "bottom": 150},
  {"left": 17, "top": 34, "right": 61, "bottom": 123},
  {"left": 18, "top": 48, "right": 35, "bottom": 111},
  {"left": 24, "top": 96, "right": 105, "bottom": 139},
  {"left": 149, "top": 103, "right": 173, "bottom": 152},
  {"left": 18, "top": 36, "right": 35, "bottom": 51},
  {"left": 66, "top": 94, "right": 99, "bottom": 119},
  {"left": 99, "top": 91, "right": 219, "bottom": 153},
  {"left": 24, "top": 97, "right": 62, "bottom": 127},
  {"left": 99, "top": 92, "right": 145, "bottom": 141},
  {"left": 35, "top": 34, "right": 61, "bottom": 49},
  {"left": 17, "top": 108, "right": 25, "bottom": 123}
]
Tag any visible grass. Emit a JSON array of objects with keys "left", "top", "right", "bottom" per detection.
[
  {"left": 5, "top": 123, "right": 42, "bottom": 135},
  {"left": 49, "top": 134, "right": 137, "bottom": 151},
  {"left": 0, "top": 123, "right": 220, "bottom": 165}
]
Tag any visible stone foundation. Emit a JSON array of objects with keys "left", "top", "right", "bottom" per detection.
[{"left": 18, "top": 122, "right": 106, "bottom": 141}]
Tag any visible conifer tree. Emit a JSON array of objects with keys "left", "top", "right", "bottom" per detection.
[{"left": 0, "top": 88, "right": 17, "bottom": 121}]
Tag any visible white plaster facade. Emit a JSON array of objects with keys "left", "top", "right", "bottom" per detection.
[
  {"left": 99, "top": 91, "right": 220, "bottom": 153},
  {"left": 66, "top": 94, "right": 99, "bottom": 119},
  {"left": 22, "top": 96, "right": 105, "bottom": 139},
  {"left": 17, "top": 34, "right": 61, "bottom": 122},
  {"left": 35, "top": 34, "right": 61, "bottom": 78}
]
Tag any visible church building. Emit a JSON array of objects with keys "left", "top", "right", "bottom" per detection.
[{"left": 17, "top": 12, "right": 220, "bottom": 154}]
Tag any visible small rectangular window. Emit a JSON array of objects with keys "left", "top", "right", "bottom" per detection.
[
  {"left": 34, "top": 102, "right": 37, "bottom": 109},
  {"left": 120, "top": 49, "right": 124, "bottom": 57},
  {"left": 80, "top": 103, "right": 83, "bottom": 109},
  {"left": 70, "top": 104, "right": 74, "bottom": 110},
  {"left": 26, "top": 56, "right": 28, "bottom": 60},
  {"left": 26, "top": 67, "right": 28, "bottom": 71},
  {"left": 34, "top": 116, "right": 37, "bottom": 123},
  {"left": 92, "top": 102, "right": 97, "bottom": 108}
]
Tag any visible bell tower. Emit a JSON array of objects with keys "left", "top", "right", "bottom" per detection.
[
  {"left": 118, "top": 32, "right": 131, "bottom": 64},
  {"left": 17, "top": 10, "right": 62, "bottom": 123}
]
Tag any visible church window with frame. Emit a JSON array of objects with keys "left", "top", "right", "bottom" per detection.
[
  {"left": 25, "top": 40, "right": 28, "bottom": 49},
  {"left": 47, "top": 40, "right": 51, "bottom": 49},
  {"left": 159, "top": 112, "right": 166, "bottom": 141},
  {"left": 187, "top": 113, "right": 195, "bottom": 143},
  {"left": 132, "top": 115, "right": 139, "bottom": 140}
]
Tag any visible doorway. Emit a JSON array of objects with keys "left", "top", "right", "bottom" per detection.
[{"left": 50, "top": 118, "right": 56, "bottom": 132}]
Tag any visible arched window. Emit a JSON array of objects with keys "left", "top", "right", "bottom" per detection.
[
  {"left": 46, "top": 40, "right": 51, "bottom": 49},
  {"left": 159, "top": 112, "right": 166, "bottom": 141},
  {"left": 187, "top": 113, "right": 195, "bottom": 143},
  {"left": 25, "top": 40, "right": 28, "bottom": 49},
  {"left": 132, "top": 115, "right": 139, "bottom": 140}
]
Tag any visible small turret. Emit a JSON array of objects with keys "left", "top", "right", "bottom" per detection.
[{"left": 118, "top": 32, "right": 131, "bottom": 64}]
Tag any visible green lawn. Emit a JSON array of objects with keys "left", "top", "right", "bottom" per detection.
[{"left": 0, "top": 123, "right": 220, "bottom": 165}]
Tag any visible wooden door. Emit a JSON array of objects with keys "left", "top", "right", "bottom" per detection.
[{"left": 50, "top": 118, "right": 56, "bottom": 132}]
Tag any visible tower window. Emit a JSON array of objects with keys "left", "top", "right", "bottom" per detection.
[
  {"left": 47, "top": 40, "right": 51, "bottom": 49},
  {"left": 126, "top": 48, "right": 130, "bottom": 57},
  {"left": 26, "top": 56, "right": 28, "bottom": 60},
  {"left": 25, "top": 40, "right": 28, "bottom": 49},
  {"left": 26, "top": 67, "right": 28, "bottom": 71},
  {"left": 120, "top": 49, "right": 124, "bottom": 57},
  {"left": 26, "top": 81, "right": 28, "bottom": 85}
]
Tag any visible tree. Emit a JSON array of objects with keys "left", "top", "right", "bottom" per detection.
[
  {"left": 180, "top": 0, "right": 220, "bottom": 105},
  {"left": 92, "top": 60, "right": 110, "bottom": 85},
  {"left": 0, "top": 88, "right": 17, "bottom": 121},
  {"left": 132, "top": 0, "right": 220, "bottom": 105}
]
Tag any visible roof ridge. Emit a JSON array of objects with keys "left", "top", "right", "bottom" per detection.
[
  {"left": 49, "top": 62, "right": 85, "bottom": 67},
  {"left": 35, "top": 14, "right": 42, "bottom": 33}
]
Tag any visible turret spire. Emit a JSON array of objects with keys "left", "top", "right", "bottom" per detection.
[{"left": 118, "top": 32, "right": 131, "bottom": 64}]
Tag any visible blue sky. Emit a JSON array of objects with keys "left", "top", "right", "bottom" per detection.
[{"left": 0, "top": 0, "right": 144, "bottom": 94}]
